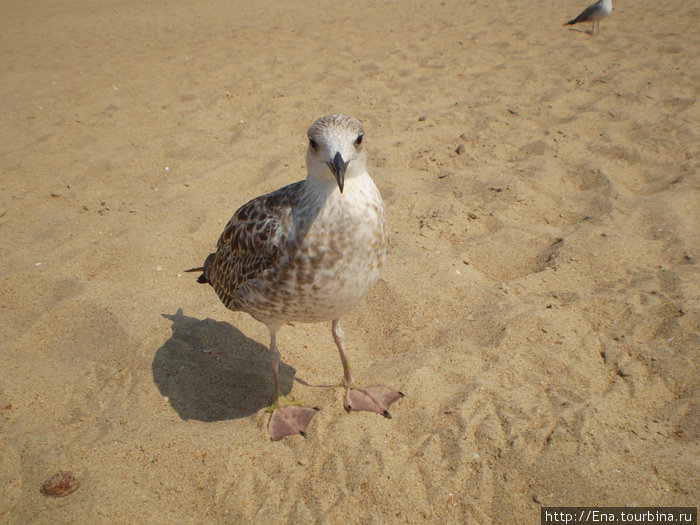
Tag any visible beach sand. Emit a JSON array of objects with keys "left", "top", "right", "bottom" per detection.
[{"left": 1, "top": 0, "right": 698, "bottom": 522}]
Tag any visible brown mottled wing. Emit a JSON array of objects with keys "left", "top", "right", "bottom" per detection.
[{"left": 202, "top": 182, "right": 302, "bottom": 311}]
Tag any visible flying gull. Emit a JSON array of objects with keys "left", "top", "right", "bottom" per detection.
[
  {"left": 186, "top": 114, "right": 403, "bottom": 440},
  {"left": 564, "top": 0, "right": 612, "bottom": 35}
]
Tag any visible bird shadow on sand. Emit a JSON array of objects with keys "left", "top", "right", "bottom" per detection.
[
  {"left": 152, "top": 308, "right": 296, "bottom": 422},
  {"left": 567, "top": 27, "right": 595, "bottom": 35}
]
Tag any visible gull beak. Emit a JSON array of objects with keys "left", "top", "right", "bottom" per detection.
[{"left": 327, "top": 151, "right": 349, "bottom": 193}]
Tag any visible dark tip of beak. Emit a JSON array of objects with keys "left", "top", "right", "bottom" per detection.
[{"left": 331, "top": 151, "right": 347, "bottom": 193}]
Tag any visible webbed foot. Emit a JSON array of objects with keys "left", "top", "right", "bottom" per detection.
[
  {"left": 267, "top": 400, "right": 319, "bottom": 441},
  {"left": 343, "top": 386, "right": 404, "bottom": 418}
]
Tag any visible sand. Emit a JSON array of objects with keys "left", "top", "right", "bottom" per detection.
[{"left": 1, "top": 0, "right": 698, "bottom": 522}]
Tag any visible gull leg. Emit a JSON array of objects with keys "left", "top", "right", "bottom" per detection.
[
  {"left": 332, "top": 318, "right": 354, "bottom": 385},
  {"left": 266, "top": 326, "right": 319, "bottom": 441},
  {"left": 332, "top": 319, "right": 404, "bottom": 418}
]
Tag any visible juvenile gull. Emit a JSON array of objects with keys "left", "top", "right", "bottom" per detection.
[
  {"left": 186, "top": 114, "right": 403, "bottom": 440},
  {"left": 564, "top": 0, "right": 612, "bottom": 35}
]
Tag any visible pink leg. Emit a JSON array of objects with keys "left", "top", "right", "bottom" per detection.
[
  {"left": 332, "top": 319, "right": 354, "bottom": 384},
  {"left": 266, "top": 326, "right": 319, "bottom": 441},
  {"left": 269, "top": 329, "right": 282, "bottom": 399},
  {"left": 332, "top": 319, "right": 404, "bottom": 418}
]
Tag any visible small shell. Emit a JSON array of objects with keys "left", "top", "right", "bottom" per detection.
[{"left": 40, "top": 471, "right": 80, "bottom": 498}]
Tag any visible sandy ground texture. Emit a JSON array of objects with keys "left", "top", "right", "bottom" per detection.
[{"left": 1, "top": 0, "right": 698, "bottom": 523}]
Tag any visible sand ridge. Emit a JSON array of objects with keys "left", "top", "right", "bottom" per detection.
[{"left": 1, "top": 0, "right": 698, "bottom": 522}]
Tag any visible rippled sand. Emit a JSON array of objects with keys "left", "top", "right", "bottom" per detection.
[{"left": 1, "top": 0, "right": 697, "bottom": 522}]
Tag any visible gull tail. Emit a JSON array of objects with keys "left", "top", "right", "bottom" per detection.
[
  {"left": 184, "top": 253, "right": 215, "bottom": 284},
  {"left": 564, "top": 13, "right": 586, "bottom": 25}
]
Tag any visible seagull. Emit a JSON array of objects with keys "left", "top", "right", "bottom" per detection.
[
  {"left": 186, "top": 114, "right": 403, "bottom": 440},
  {"left": 564, "top": 0, "right": 613, "bottom": 35}
]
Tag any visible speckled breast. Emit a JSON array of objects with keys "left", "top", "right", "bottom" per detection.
[{"left": 239, "top": 183, "right": 387, "bottom": 325}]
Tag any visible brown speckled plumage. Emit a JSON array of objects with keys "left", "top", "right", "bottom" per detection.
[
  {"left": 188, "top": 114, "right": 402, "bottom": 440},
  {"left": 195, "top": 115, "right": 387, "bottom": 327},
  {"left": 200, "top": 181, "right": 301, "bottom": 313}
]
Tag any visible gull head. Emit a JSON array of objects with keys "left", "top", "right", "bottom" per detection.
[{"left": 306, "top": 114, "right": 366, "bottom": 193}]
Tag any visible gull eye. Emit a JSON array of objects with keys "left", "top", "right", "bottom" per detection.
[
  {"left": 354, "top": 133, "right": 363, "bottom": 147},
  {"left": 308, "top": 136, "right": 318, "bottom": 149}
]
